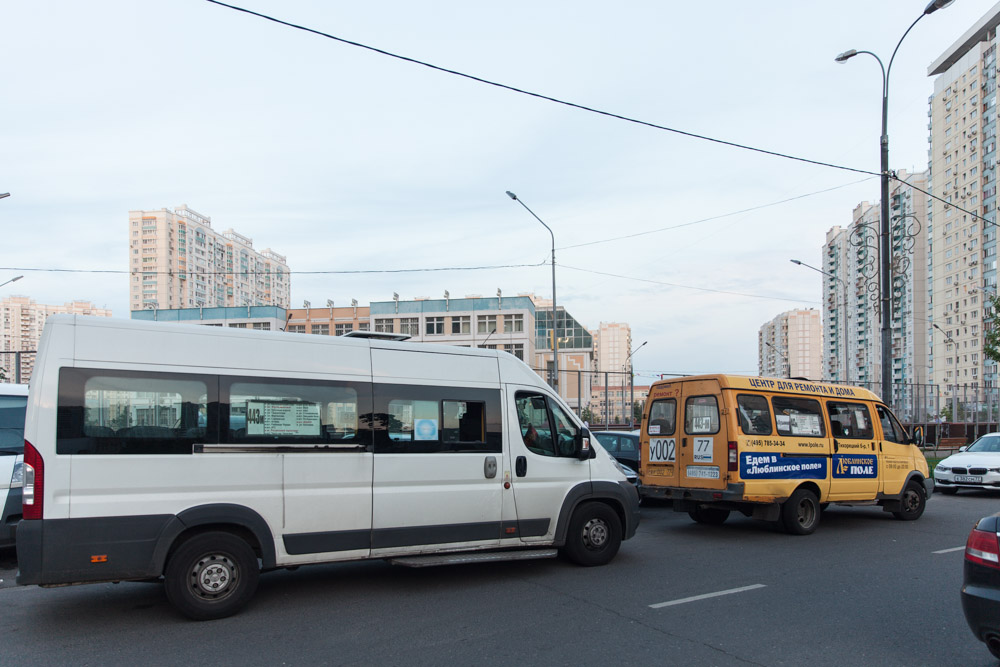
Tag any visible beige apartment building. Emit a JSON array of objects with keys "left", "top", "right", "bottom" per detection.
[
  {"left": 758, "top": 309, "right": 823, "bottom": 380},
  {"left": 593, "top": 322, "right": 633, "bottom": 374},
  {"left": 589, "top": 384, "right": 650, "bottom": 427},
  {"left": 128, "top": 205, "right": 290, "bottom": 312},
  {"left": 1, "top": 296, "right": 111, "bottom": 383},
  {"left": 926, "top": 6, "right": 1000, "bottom": 403}
]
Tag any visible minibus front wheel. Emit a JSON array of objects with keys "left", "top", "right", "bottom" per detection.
[
  {"left": 780, "top": 488, "right": 820, "bottom": 535},
  {"left": 562, "top": 501, "right": 622, "bottom": 566},
  {"left": 165, "top": 531, "right": 261, "bottom": 621}
]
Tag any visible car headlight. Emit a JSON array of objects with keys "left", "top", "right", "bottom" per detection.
[
  {"left": 10, "top": 460, "right": 23, "bottom": 489},
  {"left": 989, "top": 468, "right": 1000, "bottom": 474},
  {"left": 935, "top": 464, "right": 950, "bottom": 472}
]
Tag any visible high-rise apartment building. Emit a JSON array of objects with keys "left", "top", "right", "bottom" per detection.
[
  {"left": 927, "top": 6, "right": 1000, "bottom": 399},
  {"left": 593, "top": 322, "right": 632, "bottom": 374},
  {"left": 1, "top": 296, "right": 111, "bottom": 383},
  {"left": 822, "top": 171, "right": 929, "bottom": 392},
  {"left": 758, "top": 309, "right": 822, "bottom": 380},
  {"left": 128, "top": 205, "right": 290, "bottom": 312}
]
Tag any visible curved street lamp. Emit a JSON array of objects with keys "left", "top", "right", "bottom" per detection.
[
  {"left": 835, "top": 0, "right": 953, "bottom": 406},
  {"left": 0, "top": 275, "right": 23, "bottom": 289},
  {"left": 506, "top": 191, "right": 559, "bottom": 393}
]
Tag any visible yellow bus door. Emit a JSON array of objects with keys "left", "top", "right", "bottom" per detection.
[
  {"left": 875, "top": 404, "right": 913, "bottom": 496},
  {"left": 678, "top": 379, "right": 728, "bottom": 490},
  {"left": 825, "top": 400, "right": 880, "bottom": 501}
]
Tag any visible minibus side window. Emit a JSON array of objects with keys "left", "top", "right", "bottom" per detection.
[
  {"left": 771, "top": 397, "right": 825, "bottom": 437},
  {"left": 875, "top": 405, "right": 908, "bottom": 444},
  {"left": 57, "top": 368, "right": 215, "bottom": 455},
  {"left": 516, "top": 393, "right": 557, "bottom": 457},
  {"left": 227, "top": 380, "right": 366, "bottom": 446},
  {"left": 373, "top": 384, "right": 501, "bottom": 453},
  {"left": 736, "top": 394, "right": 772, "bottom": 435},
  {"left": 647, "top": 399, "right": 676, "bottom": 436},
  {"left": 826, "top": 402, "right": 874, "bottom": 439},
  {"left": 684, "top": 396, "right": 719, "bottom": 435}
]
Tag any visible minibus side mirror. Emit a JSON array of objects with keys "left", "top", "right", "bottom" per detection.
[
  {"left": 911, "top": 426, "right": 924, "bottom": 447},
  {"left": 576, "top": 433, "right": 593, "bottom": 461}
]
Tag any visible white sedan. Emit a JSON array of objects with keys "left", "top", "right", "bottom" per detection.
[{"left": 935, "top": 433, "right": 1000, "bottom": 494}]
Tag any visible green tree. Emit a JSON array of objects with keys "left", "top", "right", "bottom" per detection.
[{"left": 985, "top": 293, "right": 1000, "bottom": 364}]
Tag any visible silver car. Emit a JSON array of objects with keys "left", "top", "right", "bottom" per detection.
[{"left": 936, "top": 433, "right": 1000, "bottom": 494}]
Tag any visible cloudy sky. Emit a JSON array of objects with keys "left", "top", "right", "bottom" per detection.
[{"left": 2, "top": 0, "right": 994, "bottom": 381}]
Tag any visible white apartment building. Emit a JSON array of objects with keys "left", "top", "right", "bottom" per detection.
[
  {"left": 128, "top": 205, "right": 290, "bottom": 312},
  {"left": 593, "top": 322, "right": 633, "bottom": 374},
  {"left": 1, "top": 296, "right": 111, "bottom": 383},
  {"left": 927, "top": 6, "right": 1000, "bottom": 400},
  {"left": 822, "top": 171, "right": 929, "bottom": 393},
  {"left": 758, "top": 309, "right": 823, "bottom": 380}
]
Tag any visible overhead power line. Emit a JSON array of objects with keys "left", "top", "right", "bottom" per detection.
[
  {"left": 204, "top": 0, "right": 879, "bottom": 178},
  {"left": 560, "top": 177, "right": 876, "bottom": 251},
  {"left": 0, "top": 261, "right": 545, "bottom": 277},
  {"left": 560, "top": 264, "right": 819, "bottom": 304}
]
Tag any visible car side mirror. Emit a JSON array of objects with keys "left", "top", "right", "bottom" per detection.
[
  {"left": 911, "top": 426, "right": 924, "bottom": 447},
  {"left": 577, "top": 433, "right": 592, "bottom": 461},
  {"left": 960, "top": 445, "right": 968, "bottom": 452}
]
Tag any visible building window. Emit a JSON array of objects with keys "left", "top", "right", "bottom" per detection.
[
  {"left": 477, "top": 315, "right": 494, "bottom": 334},
  {"left": 335, "top": 323, "right": 353, "bottom": 336},
  {"left": 426, "top": 317, "right": 444, "bottom": 335},
  {"left": 310, "top": 324, "right": 330, "bottom": 336},
  {"left": 375, "top": 318, "right": 394, "bottom": 333},
  {"left": 287, "top": 325, "right": 306, "bottom": 334},
  {"left": 228, "top": 323, "right": 248, "bottom": 328},
  {"left": 509, "top": 343, "right": 524, "bottom": 361},
  {"left": 400, "top": 318, "right": 419, "bottom": 336},
  {"left": 452, "top": 316, "right": 471, "bottom": 335},
  {"left": 358, "top": 322, "right": 370, "bottom": 331},
  {"left": 503, "top": 314, "right": 524, "bottom": 333},
  {"left": 252, "top": 322, "right": 270, "bottom": 330}
]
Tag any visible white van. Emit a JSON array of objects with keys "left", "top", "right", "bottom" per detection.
[
  {"left": 17, "top": 316, "right": 639, "bottom": 619},
  {"left": 0, "top": 383, "right": 29, "bottom": 548}
]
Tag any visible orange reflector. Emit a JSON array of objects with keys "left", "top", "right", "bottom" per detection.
[
  {"left": 712, "top": 492, "right": 722, "bottom": 499},
  {"left": 505, "top": 527, "right": 517, "bottom": 535},
  {"left": 91, "top": 555, "right": 108, "bottom": 563}
]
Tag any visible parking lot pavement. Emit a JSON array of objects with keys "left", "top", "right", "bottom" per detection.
[{"left": 0, "top": 547, "right": 17, "bottom": 589}]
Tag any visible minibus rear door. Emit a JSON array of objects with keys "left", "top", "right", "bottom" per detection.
[{"left": 678, "top": 379, "right": 728, "bottom": 490}]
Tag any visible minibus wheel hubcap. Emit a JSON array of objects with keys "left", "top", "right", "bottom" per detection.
[
  {"left": 192, "top": 554, "right": 237, "bottom": 598},
  {"left": 583, "top": 518, "right": 608, "bottom": 549}
]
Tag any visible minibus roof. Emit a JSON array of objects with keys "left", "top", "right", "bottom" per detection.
[{"left": 649, "top": 374, "right": 883, "bottom": 403}]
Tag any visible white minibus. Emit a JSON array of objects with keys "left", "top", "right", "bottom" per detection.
[{"left": 17, "top": 316, "right": 639, "bottom": 619}]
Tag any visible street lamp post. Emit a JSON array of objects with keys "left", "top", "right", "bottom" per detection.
[
  {"left": 624, "top": 340, "right": 647, "bottom": 428},
  {"left": 0, "top": 275, "right": 23, "bottom": 289},
  {"left": 791, "top": 259, "right": 850, "bottom": 383},
  {"left": 506, "top": 191, "right": 559, "bottom": 394},
  {"left": 835, "top": 0, "right": 953, "bottom": 407}
]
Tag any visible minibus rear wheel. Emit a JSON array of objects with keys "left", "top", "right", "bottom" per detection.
[
  {"left": 165, "top": 531, "right": 260, "bottom": 621},
  {"left": 562, "top": 501, "right": 622, "bottom": 566},
  {"left": 780, "top": 488, "right": 820, "bottom": 535}
]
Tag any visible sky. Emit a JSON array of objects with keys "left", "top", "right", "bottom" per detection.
[{"left": 2, "top": 0, "right": 996, "bottom": 382}]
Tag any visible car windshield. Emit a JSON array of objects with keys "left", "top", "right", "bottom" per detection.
[
  {"left": 967, "top": 435, "right": 1000, "bottom": 453},
  {"left": 0, "top": 394, "right": 28, "bottom": 452}
]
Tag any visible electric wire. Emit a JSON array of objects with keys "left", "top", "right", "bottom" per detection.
[
  {"left": 204, "top": 0, "right": 879, "bottom": 178},
  {"left": 560, "top": 264, "right": 819, "bottom": 304},
  {"left": 560, "top": 177, "right": 876, "bottom": 250}
]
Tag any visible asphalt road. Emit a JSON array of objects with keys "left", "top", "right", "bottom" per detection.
[{"left": 0, "top": 490, "right": 996, "bottom": 666}]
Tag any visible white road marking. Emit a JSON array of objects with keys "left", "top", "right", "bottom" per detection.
[
  {"left": 649, "top": 584, "right": 766, "bottom": 609},
  {"left": 933, "top": 546, "right": 966, "bottom": 554}
]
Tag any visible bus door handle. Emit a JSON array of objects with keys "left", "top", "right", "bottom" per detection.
[
  {"left": 516, "top": 456, "right": 527, "bottom": 477},
  {"left": 833, "top": 440, "right": 839, "bottom": 453},
  {"left": 484, "top": 456, "right": 497, "bottom": 479},
  {"left": 682, "top": 437, "right": 688, "bottom": 448}
]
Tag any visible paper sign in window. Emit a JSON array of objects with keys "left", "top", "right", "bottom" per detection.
[{"left": 246, "top": 401, "right": 321, "bottom": 436}]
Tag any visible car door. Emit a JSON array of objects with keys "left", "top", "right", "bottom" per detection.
[
  {"left": 875, "top": 404, "right": 913, "bottom": 496},
  {"left": 678, "top": 379, "right": 728, "bottom": 490},
  {"left": 825, "top": 400, "right": 879, "bottom": 501},
  {"left": 509, "top": 387, "right": 590, "bottom": 543}
]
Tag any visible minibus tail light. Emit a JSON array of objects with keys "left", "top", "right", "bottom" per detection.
[
  {"left": 966, "top": 526, "right": 1000, "bottom": 570},
  {"left": 22, "top": 440, "right": 43, "bottom": 520},
  {"left": 728, "top": 441, "right": 738, "bottom": 472}
]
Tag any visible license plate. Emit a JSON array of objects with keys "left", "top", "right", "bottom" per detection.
[
  {"left": 646, "top": 466, "right": 672, "bottom": 476},
  {"left": 954, "top": 475, "right": 983, "bottom": 483},
  {"left": 686, "top": 465, "right": 720, "bottom": 480}
]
